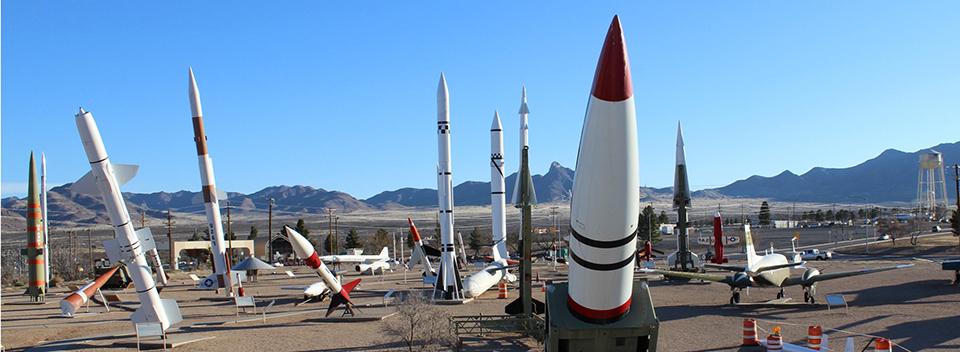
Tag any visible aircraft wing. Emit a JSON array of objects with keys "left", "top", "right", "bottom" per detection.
[
  {"left": 782, "top": 264, "right": 914, "bottom": 287},
  {"left": 751, "top": 262, "right": 805, "bottom": 275},
  {"left": 484, "top": 264, "right": 519, "bottom": 275},
  {"left": 704, "top": 263, "right": 746, "bottom": 272},
  {"left": 654, "top": 269, "right": 732, "bottom": 284}
]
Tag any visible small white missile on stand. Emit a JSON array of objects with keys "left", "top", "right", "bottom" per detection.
[
  {"left": 433, "top": 73, "right": 464, "bottom": 300},
  {"left": 188, "top": 68, "right": 235, "bottom": 296},
  {"left": 72, "top": 108, "right": 181, "bottom": 330},
  {"left": 283, "top": 225, "right": 361, "bottom": 317},
  {"left": 565, "top": 15, "right": 639, "bottom": 324}
]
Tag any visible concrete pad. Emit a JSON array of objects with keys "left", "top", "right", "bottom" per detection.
[{"left": 115, "top": 335, "right": 216, "bottom": 350}]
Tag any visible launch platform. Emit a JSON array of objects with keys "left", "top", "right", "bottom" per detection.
[{"left": 544, "top": 280, "right": 659, "bottom": 352}]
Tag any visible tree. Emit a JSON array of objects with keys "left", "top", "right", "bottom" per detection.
[
  {"left": 295, "top": 218, "right": 310, "bottom": 239},
  {"left": 638, "top": 205, "right": 662, "bottom": 244},
  {"left": 758, "top": 201, "right": 771, "bottom": 225},
  {"left": 248, "top": 225, "right": 259, "bottom": 241},
  {"left": 657, "top": 211, "right": 669, "bottom": 224},
  {"left": 825, "top": 210, "right": 835, "bottom": 221},
  {"left": 406, "top": 231, "right": 415, "bottom": 248},
  {"left": 950, "top": 210, "right": 960, "bottom": 236},
  {"left": 815, "top": 210, "right": 825, "bottom": 222},
  {"left": 467, "top": 227, "right": 487, "bottom": 257},
  {"left": 382, "top": 294, "right": 459, "bottom": 351},
  {"left": 345, "top": 228, "right": 362, "bottom": 249},
  {"left": 323, "top": 234, "right": 334, "bottom": 255},
  {"left": 368, "top": 229, "right": 391, "bottom": 253}
]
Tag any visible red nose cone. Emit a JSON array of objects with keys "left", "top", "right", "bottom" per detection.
[{"left": 591, "top": 15, "right": 633, "bottom": 102}]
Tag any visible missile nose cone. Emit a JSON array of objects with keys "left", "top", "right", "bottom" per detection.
[
  {"left": 675, "top": 121, "right": 686, "bottom": 165},
  {"left": 188, "top": 68, "right": 202, "bottom": 117},
  {"left": 591, "top": 15, "right": 632, "bottom": 102},
  {"left": 518, "top": 86, "right": 530, "bottom": 114},
  {"left": 715, "top": 211, "right": 722, "bottom": 218},
  {"left": 438, "top": 73, "right": 448, "bottom": 96},
  {"left": 78, "top": 107, "right": 87, "bottom": 115},
  {"left": 492, "top": 111, "right": 502, "bottom": 129}
]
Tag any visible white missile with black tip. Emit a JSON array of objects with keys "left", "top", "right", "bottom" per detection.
[
  {"left": 434, "top": 73, "right": 463, "bottom": 300},
  {"left": 73, "top": 108, "right": 181, "bottom": 330},
  {"left": 567, "top": 16, "right": 639, "bottom": 324},
  {"left": 188, "top": 69, "right": 235, "bottom": 295},
  {"left": 284, "top": 225, "right": 361, "bottom": 317}
]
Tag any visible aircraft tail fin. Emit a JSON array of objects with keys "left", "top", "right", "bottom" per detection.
[
  {"left": 379, "top": 247, "right": 389, "bottom": 258},
  {"left": 744, "top": 225, "right": 758, "bottom": 267}
]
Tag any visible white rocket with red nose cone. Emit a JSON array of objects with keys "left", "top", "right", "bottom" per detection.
[
  {"left": 406, "top": 218, "right": 437, "bottom": 279},
  {"left": 189, "top": 69, "right": 234, "bottom": 296},
  {"left": 567, "top": 16, "right": 640, "bottom": 324},
  {"left": 283, "top": 225, "right": 361, "bottom": 317}
]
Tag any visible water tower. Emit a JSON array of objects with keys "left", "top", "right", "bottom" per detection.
[{"left": 917, "top": 151, "right": 949, "bottom": 219}]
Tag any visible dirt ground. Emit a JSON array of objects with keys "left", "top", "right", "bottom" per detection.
[{"left": 3, "top": 247, "right": 959, "bottom": 351}]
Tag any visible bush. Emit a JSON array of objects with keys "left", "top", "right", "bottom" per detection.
[{"left": 383, "top": 292, "right": 460, "bottom": 351}]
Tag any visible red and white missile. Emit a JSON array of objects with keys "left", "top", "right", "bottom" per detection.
[
  {"left": 189, "top": 69, "right": 234, "bottom": 296},
  {"left": 711, "top": 211, "right": 728, "bottom": 264},
  {"left": 73, "top": 108, "right": 181, "bottom": 330},
  {"left": 61, "top": 265, "right": 121, "bottom": 317},
  {"left": 434, "top": 73, "right": 463, "bottom": 300},
  {"left": 406, "top": 218, "right": 437, "bottom": 277},
  {"left": 283, "top": 225, "right": 361, "bottom": 317},
  {"left": 567, "top": 15, "right": 639, "bottom": 324}
]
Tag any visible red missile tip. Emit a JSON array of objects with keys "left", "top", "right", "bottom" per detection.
[{"left": 590, "top": 15, "right": 633, "bottom": 102}]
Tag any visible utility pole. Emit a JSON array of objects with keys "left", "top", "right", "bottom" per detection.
[
  {"left": 335, "top": 216, "right": 340, "bottom": 255},
  {"left": 87, "top": 229, "right": 93, "bottom": 278},
  {"left": 140, "top": 210, "right": 147, "bottom": 228},
  {"left": 550, "top": 206, "right": 559, "bottom": 270},
  {"left": 166, "top": 210, "right": 175, "bottom": 268},
  {"left": 226, "top": 200, "right": 233, "bottom": 262},
  {"left": 326, "top": 208, "right": 336, "bottom": 256},
  {"left": 268, "top": 198, "right": 275, "bottom": 263}
]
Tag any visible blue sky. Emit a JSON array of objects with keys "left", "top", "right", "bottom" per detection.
[{"left": 3, "top": 2, "right": 958, "bottom": 199}]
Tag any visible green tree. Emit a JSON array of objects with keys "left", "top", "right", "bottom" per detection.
[
  {"left": 468, "top": 227, "right": 487, "bottom": 256},
  {"left": 324, "top": 234, "right": 334, "bottom": 255},
  {"left": 758, "top": 201, "right": 771, "bottom": 225},
  {"left": 825, "top": 210, "right": 835, "bottom": 221},
  {"left": 638, "top": 205, "right": 662, "bottom": 244},
  {"left": 406, "top": 231, "right": 415, "bottom": 248},
  {"left": 657, "top": 211, "right": 669, "bottom": 224},
  {"left": 345, "top": 228, "right": 362, "bottom": 249},
  {"left": 295, "top": 218, "right": 310, "bottom": 239},
  {"left": 815, "top": 209, "right": 825, "bottom": 222},
  {"left": 368, "top": 229, "right": 391, "bottom": 253},
  {"left": 247, "top": 225, "right": 259, "bottom": 241}
]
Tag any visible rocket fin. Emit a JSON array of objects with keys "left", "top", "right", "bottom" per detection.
[
  {"left": 103, "top": 239, "right": 122, "bottom": 265},
  {"left": 161, "top": 298, "right": 183, "bottom": 326},
  {"left": 422, "top": 244, "right": 441, "bottom": 257},
  {"left": 504, "top": 297, "right": 545, "bottom": 315},
  {"left": 112, "top": 164, "right": 139, "bottom": 186},
  {"left": 136, "top": 228, "right": 157, "bottom": 252},
  {"left": 70, "top": 164, "right": 139, "bottom": 195}
]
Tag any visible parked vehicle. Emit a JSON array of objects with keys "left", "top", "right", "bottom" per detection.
[{"left": 799, "top": 248, "right": 833, "bottom": 261}]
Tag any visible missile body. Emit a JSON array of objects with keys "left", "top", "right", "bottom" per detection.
[
  {"left": 669, "top": 122, "right": 698, "bottom": 271},
  {"left": 188, "top": 69, "right": 234, "bottom": 296},
  {"left": 489, "top": 111, "right": 509, "bottom": 260},
  {"left": 434, "top": 73, "right": 463, "bottom": 300},
  {"left": 567, "top": 16, "right": 639, "bottom": 324},
  {"left": 41, "top": 153, "right": 51, "bottom": 289},
  {"left": 25, "top": 152, "right": 46, "bottom": 301},
  {"left": 511, "top": 87, "right": 531, "bottom": 205},
  {"left": 406, "top": 218, "right": 436, "bottom": 276},
  {"left": 284, "top": 225, "right": 360, "bottom": 316},
  {"left": 74, "top": 108, "right": 180, "bottom": 329},
  {"left": 711, "top": 212, "right": 728, "bottom": 264},
  {"left": 60, "top": 265, "right": 120, "bottom": 316}
]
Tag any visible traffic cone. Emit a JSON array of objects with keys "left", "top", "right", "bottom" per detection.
[
  {"left": 742, "top": 319, "right": 760, "bottom": 346},
  {"left": 808, "top": 325, "right": 823, "bottom": 350},
  {"left": 874, "top": 338, "right": 892, "bottom": 352},
  {"left": 497, "top": 281, "right": 508, "bottom": 299},
  {"left": 766, "top": 326, "right": 783, "bottom": 351}
]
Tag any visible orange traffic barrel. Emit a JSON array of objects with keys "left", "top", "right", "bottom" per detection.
[
  {"left": 766, "top": 326, "right": 783, "bottom": 351},
  {"left": 875, "top": 338, "right": 892, "bottom": 351},
  {"left": 742, "top": 319, "right": 760, "bottom": 346},
  {"left": 808, "top": 325, "right": 823, "bottom": 350},
  {"left": 497, "top": 281, "right": 508, "bottom": 299}
]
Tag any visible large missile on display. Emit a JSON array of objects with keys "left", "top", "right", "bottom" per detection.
[
  {"left": 433, "top": 73, "right": 464, "bottom": 300},
  {"left": 505, "top": 147, "right": 543, "bottom": 315},
  {"left": 711, "top": 211, "right": 728, "bottom": 264},
  {"left": 510, "top": 87, "right": 532, "bottom": 205},
  {"left": 24, "top": 152, "right": 46, "bottom": 301},
  {"left": 283, "top": 225, "right": 361, "bottom": 317},
  {"left": 565, "top": 15, "right": 640, "bottom": 324},
  {"left": 489, "top": 111, "right": 509, "bottom": 260},
  {"left": 72, "top": 108, "right": 181, "bottom": 330},
  {"left": 60, "top": 265, "right": 121, "bottom": 316},
  {"left": 545, "top": 17, "right": 659, "bottom": 352},
  {"left": 188, "top": 68, "right": 234, "bottom": 295},
  {"left": 406, "top": 218, "right": 438, "bottom": 280},
  {"left": 41, "top": 153, "right": 51, "bottom": 289},
  {"left": 667, "top": 122, "right": 699, "bottom": 271}
]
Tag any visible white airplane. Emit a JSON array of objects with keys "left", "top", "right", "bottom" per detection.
[
  {"left": 321, "top": 247, "right": 391, "bottom": 275},
  {"left": 656, "top": 225, "right": 913, "bottom": 305}
]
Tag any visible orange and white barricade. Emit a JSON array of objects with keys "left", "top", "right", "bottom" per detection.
[
  {"left": 807, "top": 325, "right": 823, "bottom": 350},
  {"left": 766, "top": 326, "right": 783, "bottom": 351},
  {"left": 497, "top": 281, "right": 508, "bottom": 299},
  {"left": 742, "top": 319, "right": 760, "bottom": 346},
  {"left": 874, "top": 338, "right": 892, "bottom": 352}
]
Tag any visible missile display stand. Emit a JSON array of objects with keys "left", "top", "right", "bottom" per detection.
[{"left": 544, "top": 280, "right": 659, "bottom": 352}]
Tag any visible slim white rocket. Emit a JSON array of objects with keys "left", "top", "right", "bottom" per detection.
[
  {"left": 434, "top": 73, "right": 463, "bottom": 300},
  {"left": 511, "top": 87, "right": 530, "bottom": 205},
  {"left": 567, "top": 16, "right": 639, "bottom": 324},
  {"left": 284, "top": 225, "right": 361, "bottom": 317},
  {"left": 406, "top": 218, "right": 437, "bottom": 278},
  {"left": 41, "top": 153, "right": 50, "bottom": 288},
  {"left": 489, "top": 111, "right": 509, "bottom": 260},
  {"left": 189, "top": 68, "right": 234, "bottom": 296},
  {"left": 73, "top": 108, "right": 181, "bottom": 330}
]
